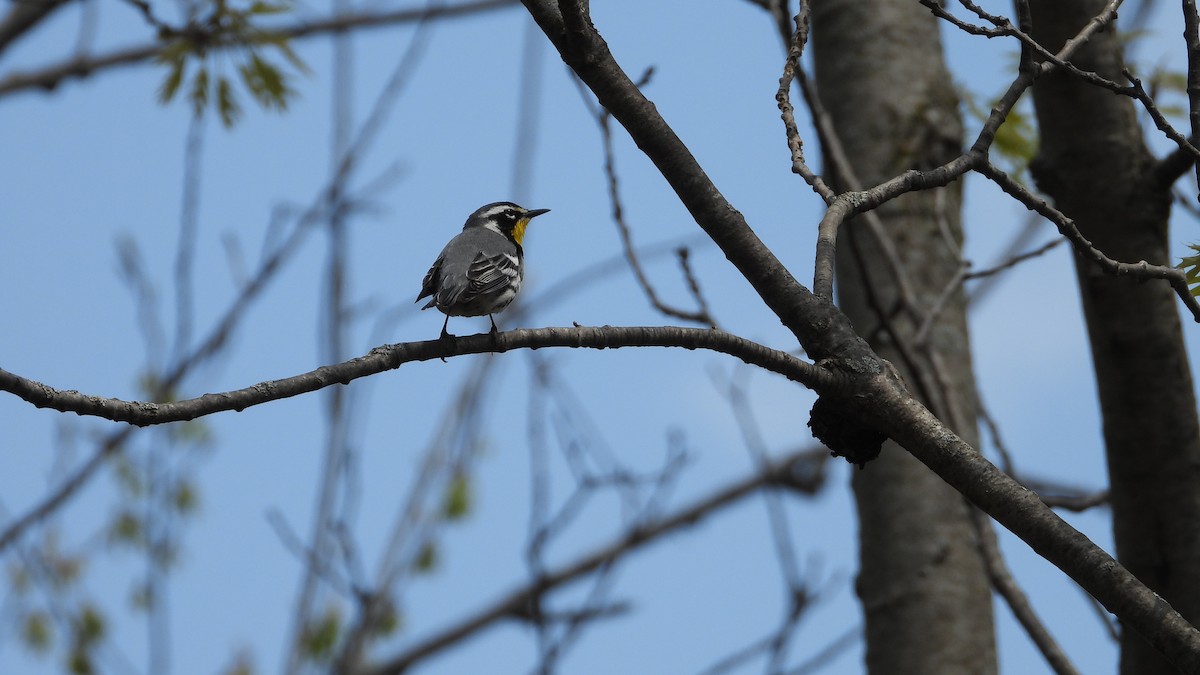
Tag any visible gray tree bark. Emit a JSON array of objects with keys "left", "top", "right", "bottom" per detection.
[
  {"left": 810, "top": 1, "right": 997, "bottom": 673},
  {"left": 1027, "top": 2, "right": 1200, "bottom": 673}
]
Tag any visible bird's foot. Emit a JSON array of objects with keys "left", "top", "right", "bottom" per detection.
[{"left": 438, "top": 326, "right": 455, "bottom": 362}]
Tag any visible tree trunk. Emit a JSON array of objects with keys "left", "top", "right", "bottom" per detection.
[
  {"left": 810, "top": 1, "right": 997, "bottom": 673},
  {"left": 1027, "top": 2, "right": 1200, "bottom": 673}
]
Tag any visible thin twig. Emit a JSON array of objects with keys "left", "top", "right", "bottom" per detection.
[
  {"left": 965, "top": 238, "right": 1064, "bottom": 281},
  {"left": 784, "top": 624, "right": 861, "bottom": 675},
  {"left": 979, "top": 160, "right": 1200, "bottom": 321},
  {"left": 0, "top": 0, "right": 517, "bottom": 97},
  {"left": 359, "top": 448, "right": 826, "bottom": 675},
  {"left": 922, "top": 0, "right": 1200, "bottom": 166},
  {"left": 1184, "top": 0, "right": 1200, "bottom": 198},
  {"left": 1037, "top": 488, "right": 1110, "bottom": 512},
  {"left": 0, "top": 209, "right": 316, "bottom": 554},
  {"left": 775, "top": 1, "right": 836, "bottom": 202},
  {"left": 676, "top": 247, "right": 717, "bottom": 327},
  {"left": 971, "top": 509, "right": 1080, "bottom": 675},
  {"left": 573, "top": 68, "right": 717, "bottom": 326}
]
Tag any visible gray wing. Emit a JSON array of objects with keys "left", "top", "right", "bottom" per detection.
[
  {"left": 438, "top": 250, "right": 521, "bottom": 308},
  {"left": 416, "top": 253, "right": 444, "bottom": 309}
]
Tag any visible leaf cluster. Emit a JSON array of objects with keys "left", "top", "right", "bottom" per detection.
[
  {"left": 1179, "top": 244, "right": 1200, "bottom": 297},
  {"left": 156, "top": 0, "right": 309, "bottom": 127}
]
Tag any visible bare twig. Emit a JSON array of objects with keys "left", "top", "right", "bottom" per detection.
[
  {"left": 965, "top": 238, "right": 1064, "bottom": 281},
  {"left": 0, "top": 206, "right": 317, "bottom": 554},
  {"left": 120, "top": 0, "right": 172, "bottom": 32},
  {"left": 775, "top": 2, "right": 836, "bottom": 202},
  {"left": 719, "top": 368, "right": 808, "bottom": 593},
  {"left": 971, "top": 509, "right": 1081, "bottom": 675},
  {"left": 572, "top": 68, "right": 717, "bottom": 326},
  {"left": 287, "top": 1, "right": 358, "bottom": 669},
  {"left": 522, "top": 2, "right": 1200, "bottom": 668},
  {"left": 784, "top": 624, "right": 861, "bottom": 675},
  {"left": 978, "top": 401, "right": 1109, "bottom": 513},
  {"left": 0, "top": 0, "right": 71, "bottom": 56},
  {"left": 0, "top": 0, "right": 517, "bottom": 97},
  {"left": 358, "top": 448, "right": 826, "bottom": 675},
  {"left": 1185, "top": 0, "right": 1200, "bottom": 198},
  {"left": 1030, "top": 484, "right": 1110, "bottom": 512},
  {"left": 979, "top": 160, "right": 1200, "bottom": 321},
  {"left": 923, "top": 1, "right": 1200, "bottom": 169},
  {"left": 675, "top": 247, "right": 717, "bottom": 326}
]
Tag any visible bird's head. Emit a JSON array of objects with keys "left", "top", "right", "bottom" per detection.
[{"left": 465, "top": 202, "right": 551, "bottom": 247}]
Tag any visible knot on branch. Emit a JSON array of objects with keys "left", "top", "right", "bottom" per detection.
[{"left": 808, "top": 394, "right": 887, "bottom": 469}]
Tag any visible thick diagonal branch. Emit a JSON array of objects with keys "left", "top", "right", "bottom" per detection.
[{"left": 517, "top": 0, "right": 1200, "bottom": 668}]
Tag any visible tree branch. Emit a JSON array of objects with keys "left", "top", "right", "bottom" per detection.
[
  {"left": 874, "top": 384, "right": 1200, "bottom": 671},
  {"left": 978, "top": 160, "right": 1200, "bottom": 321},
  {"left": 358, "top": 448, "right": 826, "bottom": 675},
  {"left": 1185, "top": 0, "right": 1200, "bottom": 199},
  {"left": 775, "top": 2, "right": 836, "bottom": 204},
  {"left": 519, "top": 0, "right": 865, "bottom": 364},
  {"left": 971, "top": 509, "right": 1080, "bottom": 675},
  {"left": 514, "top": 2, "right": 1200, "bottom": 667},
  {"left": 0, "top": 326, "right": 834, "bottom": 426},
  {"left": 0, "top": 0, "right": 72, "bottom": 56},
  {"left": 0, "top": 0, "right": 517, "bottom": 98}
]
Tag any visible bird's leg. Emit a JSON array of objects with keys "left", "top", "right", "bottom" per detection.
[
  {"left": 438, "top": 315, "right": 452, "bottom": 362},
  {"left": 488, "top": 314, "right": 506, "bottom": 352}
]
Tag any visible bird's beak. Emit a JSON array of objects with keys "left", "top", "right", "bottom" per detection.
[{"left": 524, "top": 208, "right": 551, "bottom": 219}]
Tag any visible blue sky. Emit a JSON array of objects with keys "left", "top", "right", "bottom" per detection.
[{"left": 2, "top": 1, "right": 1198, "bottom": 674}]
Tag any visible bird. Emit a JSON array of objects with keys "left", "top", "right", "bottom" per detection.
[{"left": 416, "top": 201, "right": 551, "bottom": 339}]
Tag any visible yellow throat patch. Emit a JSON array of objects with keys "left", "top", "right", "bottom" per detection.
[{"left": 512, "top": 217, "right": 530, "bottom": 246}]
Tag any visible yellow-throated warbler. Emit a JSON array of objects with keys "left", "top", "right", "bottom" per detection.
[{"left": 417, "top": 202, "right": 551, "bottom": 338}]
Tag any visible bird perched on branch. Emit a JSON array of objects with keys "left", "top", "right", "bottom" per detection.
[{"left": 417, "top": 202, "right": 551, "bottom": 338}]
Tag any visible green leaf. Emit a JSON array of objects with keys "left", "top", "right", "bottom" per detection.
[
  {"left": 221, "top": 651, "right": 255, "bottom": 675},
  {"left": 274, "top": 39, "right": 311, "bottom": 75},
  {"left": 442, "top": 473, "right": 472, "bottom": 521},
  {"left": 108, "top": 510, "right": 143, "bottom": 547},
  {"left": 156, "top": 40, "right": 192, "bottom": 65},
  {"left": 249, "top": 1, "right": 291, "bottom": 15},
  {"left": 413, "top": 542, "right": 438, "bottom": 573},
  {"left": 158, "top": 59, "right": 186, "bottom": 104},
  {"left": 240, "top": 53, "right": 291, "bottom": 110},
  {"left": 22, "top": 611, "right": 52, "bottom": 652},
  {"left": 962, "top": 87, "right": 1037, "bottom": 182},
  {"left": 371, "top": 600, "right": 402, "bottom": 637},
  {"left": 50, "top": 555, "right": 82, "bottom": 588},
  {"left": 172, "top": 480, "right": 198, "bottom": 514},
  {"left": 300, "top": 608, "right": 341, "bottom": 660},
  {"left": 9, "top": 563, "right": 31, "bottom": 594},
  {"left": 152, "top": 1, "right": 307, "bottom": 126},
  {"left": 190, "top": 66, "right": 210, "bottom": 118},
  {"left": 1178, "top": 244, "right": 1200, "bottom": 296},
  {"left": 68, "top": 649, "right": 93, "bottom": 675},
  {"left": 1151, "top": 70, "right": 1189, "bottom": 94},
  {"left": 217, "top": 77, "right": 242, "bottom": 128},
  {"left": 75, "top": 604, "right": 105, "bottom": 645}
]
